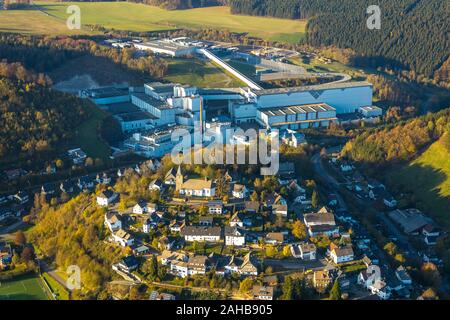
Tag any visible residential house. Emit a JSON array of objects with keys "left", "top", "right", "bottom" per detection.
[
  {"left": 304, "top": 207, "right": 339, "bottom": 237},
  {"left": 0, "top": 242, "right": 12, "bottom": 269},
  {"left": 313, "top": 270, "right": 333, "bottom": 291},
  {"left": 244, "top": 201, "right": 260, "bottom": 214},
  {"left": 68, "top": 148, "right": 87, "bottom": 165},
  {"left": 230, "top": 213, "right": 244, "bottom": 228},
  {"left": 232, "top": 184, "right": 248, "bottom": 199},
  {"left": 181, "top": 226, "right": 221, "bottom": 242},
  {"left": 164, "top": 167, "right": 178, "bottom": 185},
  {"left": 224, "top": 227, "right": 246, "bottom": 246},
  {"left": 423, "top": 225, "right": 440, "bottom": 245},
  {"left": 14, "top": 191, "right": 29, "bottom": 204},
  {"left": 97, "top": 190, "right": 119, "bottom": 207},
  {"left": 187, "top": 255, "right": 210, "bottom": 276},
  {"left": 178, "top": 179, "right": 216, "bottom": 198},
  {"left": 395, "top": 266, "right": 412, "bottom": 286},
  {"left": 358, "top": 269, "right": 391, "bottom": 300},
  {"left": 278, "top": 162, "right": 295, "bottom": 179},
  {"left": 226, "top": 253, "right": 258, "bottom": 276},
  {"left": 112, "top": 229, "right": 135, "bottom": 247},
  {"left": 272, "top": 204, "right": 288, "bottom": 217},
  {"left": 382, "top": 191, "right": 397, "bottom": 208},
  {"left": 133, "top": 200, "right": 157, "bottom": 214},
  {"left": 117, "top": 255, "right": 139, "bottom": 273},
  {"left": 133, "top": 245, "right": 151, "bottom": 256},
  {"left": 208, "top": 200, "right": 223, "bottom": 215},
  {"left": 199, "top": 217, "right": 213, "bottom": 227},
  {"left": 77, "top": 175, "right": 95, "bottom": 191},
  {"left": 252, "top": 286, "right": 274, "bottom": 300},
  {"left": 170, "top": 219, "right": 186, "bottom": 233},
  {"left": 41, "top": 183, "right": 56, "bottom": 195},
  {"left": 160, "top": 250, "right": 188, "bottom": 266},
  {"left": 60, "top": 181, "right": 75, "bottom": 194},
  {"left": 105, "top": 212, "right": 122, "bottom": 232},
  {"left": 330, "top": 245, "right": 354, "bottom": 264},
  {"left": 291, "top": 243, "right": 316, "bottom": 260},
  {"left": 96, "top": 173, "right": 112, "bottom": 185},
  {"left": 224, "top": 170, "right": 238, "bottom": 183},
  {"left": 265, "top": 232, "right": 284, "bottom": 245},
  {"left": 149, "top": 291, "right": 176, "bottom": 300},
  {"left": 309, "top": 225, "right": 340, "bottom": 237},
  {"left": 149, "top": 179, "right": 164, "bottom": 192}
]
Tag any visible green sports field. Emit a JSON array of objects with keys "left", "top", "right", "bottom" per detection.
[
  {"left": 0, "top": 275, "right": 51, "bottom": 300},
  {"left": 0, "top": 2, "right": 307, "bottom": 43}
]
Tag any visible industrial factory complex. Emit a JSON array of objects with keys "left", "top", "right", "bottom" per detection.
[{"left": 80, "top": 38, "right": 379, "bottom": 158}]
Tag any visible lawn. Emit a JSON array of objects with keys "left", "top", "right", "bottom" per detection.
[
  {"left": 0, "top": 7, "right": 95, "bottom": 35},
  {"left": 0, "top": 2, "right": 307, "bottom": 43},
  {"left": 386, "top": 138, "right": 450, "bottom": 231},
  {"left": 0, "top": 275, "right": 51, "bottom": 300},
  {"left": 42, "top": 272, "right": 70, "bottom": 300},
  {"left": 164, "top": 58, "right": 245, "bottom": 88}
]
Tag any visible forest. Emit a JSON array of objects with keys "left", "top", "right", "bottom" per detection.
[
  {"left": 228, "top": 0, "right": 449, "bottom": 77},
  {"left": 0, "top": 62, "right": 90, "bottom": 169},
  {"left": 0, "top": 34, "right": 168, "bottom": 79},
  {"left": 342, "top": 108, "right": 450, "bottom": 167}
]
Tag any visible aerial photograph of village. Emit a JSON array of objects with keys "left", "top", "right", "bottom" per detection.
[{"left": 0, "top": 0, "right": 448, "bottom": 308}]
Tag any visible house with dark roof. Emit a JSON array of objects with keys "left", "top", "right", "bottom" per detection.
[
  {"left": 117, "top": 255, "right": 139, "bottom": 273},
  {"left": 97, "top": 190, "right": 119, "bottom": 207},
  {"left": 224, "top": 226, "right": 246, "bottom": 246},
  {"left": 181, "top": 226, "right": 221, "bottom": 242},
  {"left": 253, "top": 285, "right": 274, "bottom": 300}
]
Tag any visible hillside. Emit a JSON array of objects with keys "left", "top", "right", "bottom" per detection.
[
  {"left": 384, "top": 136, "right": 450, "bottom": 231},
  {"left": 228, "top": 0, "right": 449, "bottom": 77},
  {"left": 0, "top": 2, "right": 307, "bottom": 43}
]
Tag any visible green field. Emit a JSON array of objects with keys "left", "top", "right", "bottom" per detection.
[
  {"left": 0, "top": 2, "right": 307, "bottom": 43},
  {"left": 387, "top": 137, "right": 450, "bottom": 230},
  {"left": 0, "top": 275, "right": 51, "bottom": 300},
  {"left": 42, "top": 272, "right": 70, "bottom": 300},
  {"left": 164, "top": 58, "right": 245, "bottom": 88}
]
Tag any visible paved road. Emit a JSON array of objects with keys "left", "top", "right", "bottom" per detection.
[
  {"left": 311, "top": 153, "right": 348, "bottom": 211},
  {"left": 38, "top": 259, "right": 71, "bottom": 292},
  {"left": 265, "top": 258, "right": 328, "bottom": 271}
]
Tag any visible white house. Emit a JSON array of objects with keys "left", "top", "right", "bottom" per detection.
[
  {"left": 97, "top": 190, "right": 119, "bottom": 207},
  {"left": 208, "top": 201, "right": 223, "bottom": 215},
  {"left": 230, "top": 213, "right": 244, "bottom": 228},
  {"left": 133, "top": 200, "right": 157, "bottom": 214},
  {"left": 181, "top": 226, "right": 221, "bottom": 242},
  {"left": 330, "top": 245, "right": 354, "bottom": 264},
  {"left": 149, "top": 179, "right": 164, "bottom": 192},
  {"left": 112, "top": 229, "right": 134, "bottom": 247},
  {"left": 272, "top": 204, "right": 288, "bottom": 217},
  {"left": 232, "top": 184, "right": 248, "bottom": 199},
  {"left": 179, "top": 179, "right": 216, "bottom": 198},
  {"left": 291, "top": 243, "right": 317, "bottom": 261},
  {"left": 105, "top": 212, "right": 122, "bottom": 232},
  {"left": 224, "top": 227, "right": 246, "bottom": 246}
]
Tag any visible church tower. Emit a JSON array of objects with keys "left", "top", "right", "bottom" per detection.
[{"left": 175, "top": 165, "right": 184, "bottom": 192}]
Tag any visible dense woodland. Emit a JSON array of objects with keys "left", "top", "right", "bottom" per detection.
[
  {"left": 342, "top": 108, "right": 450, "bottom": 167},
  {"left": 0, "top": 34, "right": 168, "bottom": 79},
  {"left": 0, "top": 62, "right": 90, "bottom": 168},
  {"left": 229, "top": 0, "right": 448, "bottom": 78}
]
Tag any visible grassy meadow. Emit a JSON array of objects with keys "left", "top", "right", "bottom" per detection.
[
  {"left": 387, "top": 137, "right": 450, "bottom": 231},
  {"left": 0, "top": 2, "right": 307, "bottom": 43}
]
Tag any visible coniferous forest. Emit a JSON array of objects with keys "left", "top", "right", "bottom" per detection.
[{"left": 229, "top": 0, "right": 448, "bottom": 77}]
